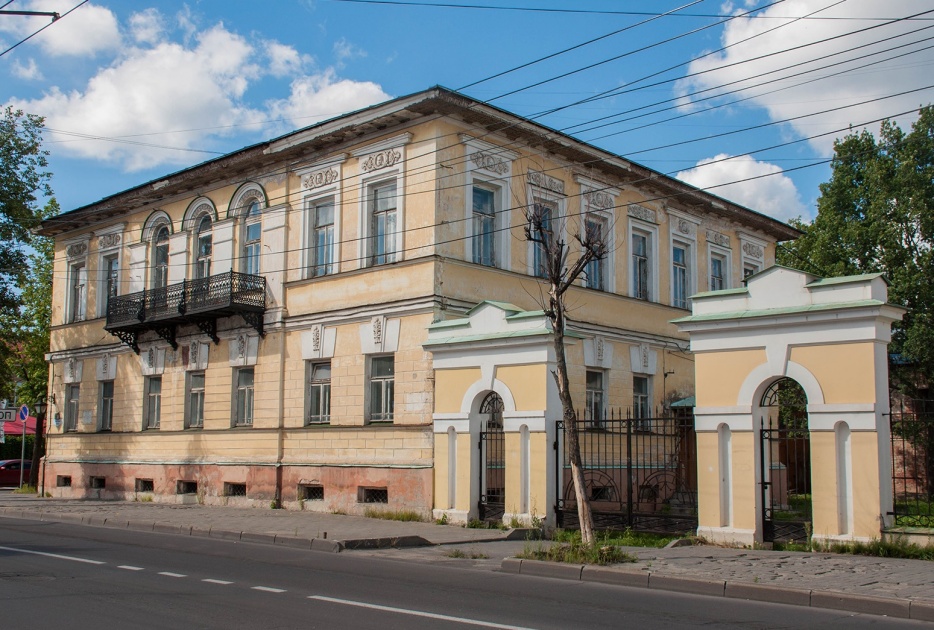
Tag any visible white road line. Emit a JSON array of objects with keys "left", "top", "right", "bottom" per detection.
[
  {"left": 308, "top": 595, "right": 537, "bottom": 630},
  {"left": 202, "top": 579, "right": 234, "bottom": 585},
  {"left": 0, "top": 545, "right": 105, "bottom": 565},
  {"left": 252, "top": 586, "right": 287, "bottom": 593},
  {"left": 158, "top": 571, "right": 187, "bottom": 578},
  {"left": 118, "top": 565, "right": 145, "bottom": 571}
]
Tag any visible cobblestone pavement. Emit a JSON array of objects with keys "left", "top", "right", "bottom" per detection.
[{"left": 2, "top": 491, "right": 933, "bottom": 612}]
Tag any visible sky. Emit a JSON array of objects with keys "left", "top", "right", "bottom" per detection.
[{"left": 2, "top": 0, "right": 933, "bottom": 225}]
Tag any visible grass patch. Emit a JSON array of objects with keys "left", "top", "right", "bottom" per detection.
[
  {"left": 445, "top": 548, "right": 490, "bottom": 559},
  {"left": 812, "top": 537, "right": 934, "bottom": 561},
  {"left": 12, "top": 484, "right": 36, "bottom": 494},
  {"left": 519, "top": 530, "right": 638, "bottom": 566},
  {"left": 363, "top": 508, "right": 426, "bottom": 522},
  {"left": 466, "top": 518, "right": 507, "bottom": 530},
  {"left": 552, "top": 527, "right": 681, "bottom": 549}
]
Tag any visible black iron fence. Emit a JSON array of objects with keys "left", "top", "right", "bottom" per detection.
[
  {"left": 555, "top": 409, "right": 697, "bottom": 534},
  {"left": 890, "top": 399, "right": 934, "bottom": 528}
]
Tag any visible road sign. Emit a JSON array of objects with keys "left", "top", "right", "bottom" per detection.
[
  {"left": 0, "top": 409, "right": 13, "bottom": 423},
  {"left": 19, "top": 405, "right": 28, "bottom": 421}
]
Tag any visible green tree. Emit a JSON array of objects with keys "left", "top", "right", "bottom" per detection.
[{"left": 779, "top": 106, "right": 934, "bottom": 393}]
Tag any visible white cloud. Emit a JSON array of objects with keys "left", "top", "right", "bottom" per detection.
[
  {"left": 265, "top": 41, "right": 311, "bottom": 78},
  {"left": 11, "top": 58, "right": 43, "bottom": 81},
  {"left": 129, "top": 8, "right": 165, "bottom": 45},
  {"left": 676, "top": 154, "right": 807, "bottom": 222},
  {"left": 333, "top": 37, "right": 367, "bottom": 66},
  {"left": 677, "top": 0, "right": 934, "bottom": 153},
  {"left": 0, "top": 0, "right": 122, "bottom": 57},
  {"left": 267, "top": 69, "right": 390, "bottom": 129}
]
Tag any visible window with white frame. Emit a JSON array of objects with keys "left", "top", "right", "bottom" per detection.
[
  {"left": 531, "top": 200, "right": 555, "bottom": 278},
  {"left": 186, "top": 371, "right": 205, "bottom": 429},
  {"left": 98, "top": 381, "right": 114, "bottom": 431},
  {"left": 631, "top": 231, "right": 651, "bottom": 300},
  {"left": 234, "top": 367, "right": 254, "bottom": 426},
  {"left": 144, "top": 376, "right": 161, "bottom": 429},
  {"left": 101, "top": 253, "right": 119, "bottom": 317},
  {"left": 367, "top": 181, "right": 397, "bottom": 266},
  {"left": 672, "top": 243, "right": 690, "bottom": 309},
  {"left": 243, "top": 202, "right": 262, "bottom": 276},
  {"left": 310, "top": 198, "right": 336, "bottom": 277},
  {"left": 151, "top": 226, "right": 169, "bottom": 290},
  {"left": 585, "top": 370, "right": 606, "bottom": 427},
  {"left": 305, "top": 361, "right": 331, "bottom": 425},
  {"left": 472, "top": 185, "right": 496, "bottom": 267},
  {"left": 68, "top": 262, "right": 88, "bottom": 323},
  {"left": 743, "top": 263, "right": 759, "bottom": 280},
  {"left": 64, "top": 383, "right": 79, "bottom": 432},
  {"left": 195, "top": 215, "right": 212, "bottom": 279},
  {"left": 584, "top": 214, "right": 608, "bottom": 291},
  {"left": 709, "top": 250, "right": 728, "bottom": 291},
  {"left": 633, "top": 375, "right": 651, "bottom": 430},
  {"left": 368, "top": 355, "right": 394, "bottom": 423}
]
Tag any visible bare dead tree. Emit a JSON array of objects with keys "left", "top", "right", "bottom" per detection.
[{"left": 524, "top": 201, "right": 607, "bottom": 546}]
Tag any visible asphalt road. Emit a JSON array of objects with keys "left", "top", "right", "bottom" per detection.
[{"left": 0, "top": 517, "right": 925, "bottom": 629}]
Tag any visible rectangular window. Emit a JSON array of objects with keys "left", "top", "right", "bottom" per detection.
[
  {"left": 632, "top": 232, "right": 650, "bottom": 300},
  {"left": 245, "top": 221, "right": 262, "bottom": 275},
  {"left": 98, "top": 381, "right": 114, "bottom": 432},
  {"left": 672, "top": 245, "right": 688, "bottom": 309},
  {"left": 369, "top": 181, "right": 397, "bottom": 266},
  {"left": 144, "top": 377, "right": 161, "bottom": 429},
  {"left": 532, "top": 201, "right": 554, "bottom": 278},
  {"left": 186, "top": 371, "right": 205, "bottom": 429},
  {"left": 633, "top": 376, "right": 651, "bottom": 431},
  {"left": 743, "top": 263, "right": 759, "bottom": 280},
  {"left": 710, "top": 254, "right": 726, "bottom": 291},
  {"left": 368, "top": 355, "right": 395, "bottom": 423},
  {"left": 102, "top": 254, "right": 119, "bottom": 317},
  {"left": 584, "top": 216, "right": 606, "bottom": 291},
  {"left": 69, "top": 262, "right": 88, "bottom": 323},
  {"left": 585, "top": 370, "right": 605, "bottom": 427},
  {"left": 64, "top": 384, "right": 80, "bottom": 432},
  {"left": 312, "top": 199, "right": 335, "bottom": 277},
  {"left": 235, "top": 368, "right": 254, "bottom": 426},
  {"left": 472, "top": 186, "right": 496, "bottom": 267},
  {"left": 306, "top": 361, "right": 331, "bottom": 425}
]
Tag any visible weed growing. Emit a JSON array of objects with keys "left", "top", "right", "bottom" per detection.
[
  {"left": 363, "top": 508, "right": 426, "bottom": 522},
  {"left": 518, "top": 530, "right": 638, "bottom": 566}
]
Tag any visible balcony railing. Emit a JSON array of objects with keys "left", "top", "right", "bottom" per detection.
[{"left": 105, "top": 271, "right": 265, "bottom": 352}]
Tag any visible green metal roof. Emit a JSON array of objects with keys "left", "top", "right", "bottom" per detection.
[{"left": 671, "top": 299, "right": 887, "bottom": 324}]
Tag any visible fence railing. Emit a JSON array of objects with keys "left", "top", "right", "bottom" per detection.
[
  {"left": 556, "top": 409, "right": 697, "bottom": 534},
  {"left": 890, "top": 399, "right": 934, "bottom": 528}
]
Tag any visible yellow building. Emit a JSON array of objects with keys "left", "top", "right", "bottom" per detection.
[{"left": 39, "top": 87, "right": 796, "bottom": 523}]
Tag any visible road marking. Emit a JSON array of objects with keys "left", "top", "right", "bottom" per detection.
[
  {"left": 0, "top": 545, "right": 105, "bottom": 565},
  {"left": 203, "top": 579, "right": 234, "bottom": 585},
  {"left": 158, "top": 571, "right": 187, "bottom": 578},
  {"left": 118, "top": 565, "right": 145, "bottom": 571},
  {"left": 308, "top": 595, "right": 537, "bottom": 629},
  {"left": 252, "top": 586, "right": 286, "bottom": 593}
]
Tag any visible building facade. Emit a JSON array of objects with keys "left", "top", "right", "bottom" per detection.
[{"left": 40, "top": 87, "right": 797, "bottom": 524}]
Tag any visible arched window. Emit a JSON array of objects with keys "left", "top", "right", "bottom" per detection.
[
  {"left": 152, "top": 226, "right": 170, "bottom": 289},
  {"left": 195, "top": 214, "right": 212, "bottom": 279},
  {"left": 244, "top": 200, "right": 262, "bottom": 275}
]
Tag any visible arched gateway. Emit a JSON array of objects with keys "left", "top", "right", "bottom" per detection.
[{"left": 674, "top": 266, "right": 905, "bottom": 545}]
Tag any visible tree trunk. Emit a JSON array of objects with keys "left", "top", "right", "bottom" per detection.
[{"left": 551, "top": 287, "right": 595, "bottom": 546}]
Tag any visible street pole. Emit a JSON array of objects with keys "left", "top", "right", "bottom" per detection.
[{"left": 19, "top": 417, "right": 26, "bottom": 487}]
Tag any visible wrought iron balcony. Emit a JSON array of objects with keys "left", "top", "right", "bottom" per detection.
[{"left": 105, "top": 271, "right": 265, "bottom": 353}]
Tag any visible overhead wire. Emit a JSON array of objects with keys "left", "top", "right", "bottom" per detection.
[{"left": 0, "top": 0, "right": 86, "bottom": 58}]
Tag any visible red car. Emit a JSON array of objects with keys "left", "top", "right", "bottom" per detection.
[{"left": 0, "top": 459, "right": 31, "bottom": 487}]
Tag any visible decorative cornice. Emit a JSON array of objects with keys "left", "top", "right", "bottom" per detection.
[
  {"left": 302, "top": 166, "right": 340, "bottom": 190},
  {"left": 360, "top": 148, "right": 402, "bottom": 173},
  {"left": 584, "top": 190, "right": 615, "bottom": 211},
  {"left": 706, "top": 229, "right": 731, "bottom": 248},
  {"left": 527, "top": 170, "right": 565, "bottom": 195},
  {"left": 469, "top": 150, "right": 509, "bottom": 175},
  {"left": 742, "top": 241, "right": 764, "bottom": 259},
  {"left": 628, "top": 204, "right": 656, "bottom": 224}
]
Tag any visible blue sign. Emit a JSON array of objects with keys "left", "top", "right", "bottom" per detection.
[{"left": 19, "top": 405, "right": 28, "bottom": 421}]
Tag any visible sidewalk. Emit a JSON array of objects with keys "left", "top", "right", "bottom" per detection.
[{"left": 2, "top": 491, "right": 933, "bottom": 622}]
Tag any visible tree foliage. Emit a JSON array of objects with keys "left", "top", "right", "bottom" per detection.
[{"left": 778, "top": 106, "right": 934, "bottom": 393}]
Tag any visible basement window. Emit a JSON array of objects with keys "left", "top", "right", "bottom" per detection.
[
  {"left": 177, "top": 480, "right": 198, "bottom": 495},
  {"left": 358, "top": 486, "right": 388, "bottom": 504},
  {"left": 224, "top": 482, "right": 247, "bottom": 497},
  {"left": 90, "top": 476, "right": 106, "bottom": 489},
  {"left": 135, "top": 478, "right": 154, "bottom": 493},
  {"left": 56, "top": 475, "right": 72, "bottom": 487},
  {"left": 299, "top": 484, "right": 324, "bottom": 501}
]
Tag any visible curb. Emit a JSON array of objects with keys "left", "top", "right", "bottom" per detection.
[{"left": 501, "top": 558, "right": 932, "bottom": 622}]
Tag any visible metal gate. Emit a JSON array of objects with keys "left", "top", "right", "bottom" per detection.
[
  {"left": 478, "top": 392, "right": 505, "bottom": 522},
  {"left": 759, "top": 378, "right": 812, "bottom": 544}
]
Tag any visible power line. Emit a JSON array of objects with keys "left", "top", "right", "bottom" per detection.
[{"left": 0, "top": 0, "right": 86, "bottom": 58}]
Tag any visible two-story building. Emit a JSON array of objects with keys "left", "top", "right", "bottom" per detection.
[{"left": 39, "top": 87, "right": 797, "bottom": 525}]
